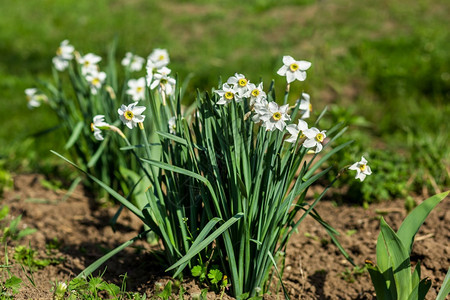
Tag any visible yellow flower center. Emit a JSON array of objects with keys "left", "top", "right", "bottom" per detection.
[
  {"left": 160, "top": 78, "right": 168, "bottom": 85},
  {"left": 309, "top": 103, "right": 312, "bottom": 112},
  {"left": 124, "top": 110, "right": 134, "bottom": 120},
  {"left": 299, "top": 132, "right": 306, "bottom": 139},
  {"left": 359, "top": 164, "right": 366, "bottom": 172},
  {"left": 290, "top": 63, "right": 299, "bottom": 72},
  {"left": 315, "top": 133, "right": 324, "bottom": 142},
  {"left": 251, "top": 89, "right": 260, "bottom": 97},
  {"left": 159, "top": 55, "right": 165, "bottom": 61},
  {"left": 137, "top": 87, "right": 143, "bottom": 93},
  {"left": 238, "top": 78, "right": 248, "bottom": 87},
  {"left": 92, "top": 78, "right": 100, "bottom": 86},
  {"left": 90, "top": 123, "right": 95, "bottom": 132},
  {"left": 84, "top": 61, "right": 90, "bottom": 66},
  {"left": 224, "top": 92, "right": 234, "bottom": 100},
  {"left": 273, "top": 112, "right": 282, "bottom": 121}
]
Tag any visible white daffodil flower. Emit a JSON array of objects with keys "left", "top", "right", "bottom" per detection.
[
  {"left": 52, "top": 40, "right": 74, "bottom": 71},
  {"left": 214, "top": 83, "right": 241, "bottom": 105},
  {"left": 90, "top": 115, "right": 110, "bottom": 141},
  {"left": 260, "top": 101, "right": 291, "bottom": 131},
  {"left": 126, "top": 77, "right": 146, "bottom": 101},
  {"left": 349, "top": 156, "right": 372, "bottom": 181},
  {"left": 247, "top": 82, "right": 267, "bottom": 106},
  {"left": 85, "top": 70, "right": 106, "bottom": 95},
  {"left": 78, "top": 53, "right": 102, "bottom": 75},
  {"left": 227, "top": 73, "right": 250, "bottom": 97},
  {"left": 285, "top": 119, "right": 309, "bottom": 143},
  {"left": 25, "top": 88, "right": 47, "bottom": 109},
  {"left": 252, "top": 98, "right": 269, "bottom": 123},
  {"left": 168, "top": 116, "right": 177, "bottom": 134},
  {"left": 118, "top": 102, "right": 146, "bottom": 129},
  {"left": 121, "top": 52, "right": 145, "bottom": 72},
  {"left": 150, "top": 67, "right": 176, "bottom": 96},
  {"left": 297, "top": 92, "right": 312, "bottom": 119},
  {"left": 303, "top": 127, "right": 326, "bottom": 153},
  {"left": 277, "top": 55, "right": 311, "bottom": 83},
  {"left": 148, "top": 48, "right": 170, "bottom": 69}
]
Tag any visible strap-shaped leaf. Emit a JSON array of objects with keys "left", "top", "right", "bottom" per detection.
[
  {"left": 397, "top": 191, "right": 449, "bottom": 255},
  {"left": 87, "top": 136, "right": 110, "bottom": 168},
  {"left": 380, "top": 218, "right": 411, "bottom": 300},
  {"left": 167, "top": 212, "right": 244, "bottom": 276},
  {"left": 436, "top": 267, "right": 450, "bottom": 300},
  {"left": 407, "top": 278, "right": 431, "bottom": 300},
  {"left": 302, "top": 140, "right": 353, "bottom": 181},
  {"left": 366, "top": 264, "right": 392, "bottom": 300},
  {"left": 267, "top": 251, "right": 290, "bottom": 300},
  {"left": 64, "top": 121, "right": 84, "bottom": 149},
  {"left": 156, "top": 131, "right": 188, "bottom": 146},
  {"left": 77, "top": 230, "right": 149, "bottom": 279},
  {"left": 51, "top": 151, "right": 144, "bottom": 221},
  {"left": 411, "top": 260, "right": 421, "bottom": 291}
]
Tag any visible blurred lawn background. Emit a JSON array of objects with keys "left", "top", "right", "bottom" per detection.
[{"left": 0, "top": 0, "right": 448, "bottom": 202}]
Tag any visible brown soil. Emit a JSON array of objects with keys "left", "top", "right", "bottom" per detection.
[{"left": 1, "top": 174, "right": 448, "bottom": 299}]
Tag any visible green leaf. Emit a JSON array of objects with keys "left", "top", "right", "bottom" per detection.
[
  {"left": 157, "top": 131, "right": 188, "bottom": 146},
  {"left": 167, "top": 213, "right": 244, "bottom": 277},
  {"left": 208, "top": 269, "right": 223, "bottom": 284},
  {"left": 302, "top": 140, "right": 353, "bottom": 181},
  {"left": 191, "top": 265, "right": 204, "bottom": 277},
  {"left": 17, "top": 228, "right": 37, "bottom": 240},
  {"left": 51, "top": 151, "right": 145, "bottom": 221},
  {"left": 64, "top": 121, "right": 84, "bottom": 150},
  {"left": 5, "top": 275, "right": 22, "bottom": 288},
  {"left": 77, "top": 230, "right": 149, "bottom": 279},
  {"left": 0, "top": 206, "right": 9, "bottom": 220},
  {"left": 407, "top": 278, "right": 431, "bottom": 300},
  {"left": 436, "top": 267, "right": 450, "bottom": 300},
  {"left": 411, "top": 260, "right": 421, "bottom": 291},
  {"left": 267, "top": 251, "right": 290, "bottom": 300},
  {"left": 397, "top": 191, "right": 449, "bottom": 255},
  {"left": 157, "top": 281, "right": 172, "bottom": 300},
  {"left": 379, "top": 218, "right": 411, "bottom": 300},
  {"left": 366, "top": 263, "right": 392, "bottom": 300}
]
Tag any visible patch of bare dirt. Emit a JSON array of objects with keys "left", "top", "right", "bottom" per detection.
[{"left": 1, "top": 174, "right": 448, "bottom": 299}]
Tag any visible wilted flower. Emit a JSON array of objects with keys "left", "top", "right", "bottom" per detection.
[
  {"left": 215, "top": 83, "right": 241, "bottom": 105},
  {"left": 303, "top": 127, "right": 326, "bottom": 153},
  {"left": 247, "top": 82, "right": 266, "bottom": 106},
  {"left": 77, "top": 53, "right": 102, "bottom": 75},
  {"left": 277, "top": 55, "right": 311, "bottom": 83},
  {"left": 260, "top": 102, "right": 291, "bottom": 131},
  {"left": 297, "top": 92, "right": 312, "bottom": 119},
  {"left": 121, "top": 52, "right": 145, "bottom": 72},
  {"left": 349, "top": 156, "right": 372, "bottom": 181},
  {"left": 25, "top": 88, "right": 47, "bottom": 109},
  {"left": 52, "top": 40, "right": 74, "bottom": 71},
  {"left": 285, "top": 119, "right": 309, "bottom": 143},
  {"left": 126, "top": 77, "right": 146, "bottom": 101},
  {"left": 90, "top": 115, "right": 110, "bottom": 141},
  {"left": 168, "top": 116, "right": 177, "bottom": 134},
  {"left": 118, "top": 102, "right": 146, "bottom": 129},
  {"left": 150, "top": 67, "right": 176, "bottom": 96},
  {"left": 85, "top": 70, "right": 106, "bottom": 95}
]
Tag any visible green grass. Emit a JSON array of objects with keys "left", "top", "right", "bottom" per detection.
[{"left": 0, "top": 0, "right": 448, "bottom": 197}]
